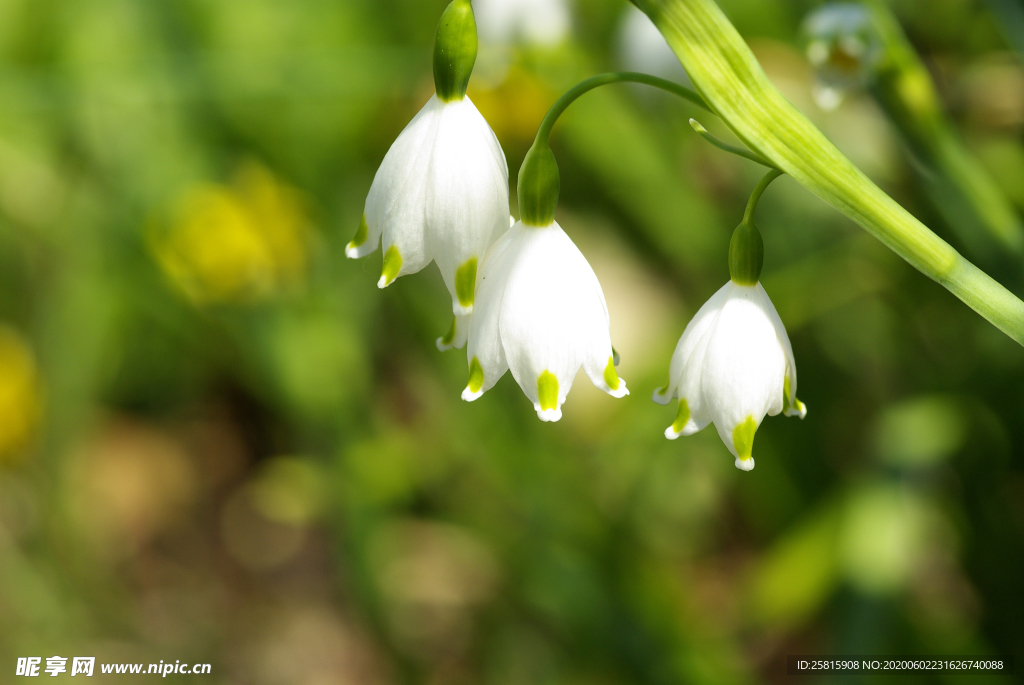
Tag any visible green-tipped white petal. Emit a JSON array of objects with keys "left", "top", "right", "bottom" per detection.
[
  {"left": 352, "top": 96, "right": 442, "bottom": 261},
  {"left": 437, "top": 315, "right": 470, "bottom": 352},
  {"left": 426, "top": 97, "right": 510, "bottom": 316},
  {"left": 463, "top": 227, "right": 520, "bottom": 401}
]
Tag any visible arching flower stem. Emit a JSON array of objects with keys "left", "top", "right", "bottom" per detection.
[
  {"left": 533, "top": 71, "right": 710, "bottom": 144},
  {"left": 742, "top": 169, "right": 784, "bottom": 227},
  {"left": 518, "top": 71, "right": 770, "bottom": 226}
]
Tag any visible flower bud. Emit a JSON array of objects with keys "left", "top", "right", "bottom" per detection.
[
  {"left": 728, "top": 220, "right": 764, "bottom": 286},
  {"left": 434, "top": 0, "right": 478, "bottom": 103},
  {"left": 518, "top": 141, "right": 560, "bottom": 227}
]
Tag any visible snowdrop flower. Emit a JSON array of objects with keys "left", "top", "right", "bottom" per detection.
[
  {"left": 462, "top": 219, "right": 627, "bottom": 421},
  {"left": 474, "top": 0, "right": 571, "bottom": 46},
  {"left": 802, "top": 3, "right": 882, "bottom": 110},
  {"left": 654, "top": 172, "right": 805, "bottom": 470},
  {"left": 347, "top": 0, "right": 509, "bottom": 317}
]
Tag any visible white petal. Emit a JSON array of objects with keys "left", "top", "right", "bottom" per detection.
[
  {"left": 436, "top": 314, "right": 470, "bottom": 351},
  {"left": 653, "top": 283, "right": 729, "bottom": 406},
  {"left": 376, "top": 97, "right": 455, "bottom": 285},
  {"left": 462, "top": 225, "right": 521, "bottom": 401},
  {"left": 735, "top": 456, "right": 755, "bottom": 472},
  {"left": 657, "top": 283, "right": 733, "bottom": 443},
  {"left": 756, "top": 283, "right": 807, "bottom": 418},
  {"left": 426, "top": 97, "right": 510, "bottom": 316},
  {"left": 584, "top": 353, "right": 629, "bottom": 399},
  {"left": 498, "top": 223, "right": 615, "bottom": 420},
  {"left": 354, "top": 96, "right": 443, "bottom": 262}
]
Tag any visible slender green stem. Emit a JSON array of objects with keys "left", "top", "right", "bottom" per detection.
[
  {"left": 689, "top": 119, "right": 778, "bottom": 169},
  {"left": 519, "top": 71, "right": 715, "bottom": 226},
  {"left": 742, "top": 169, "right": 784, "bottom": 226},
  {"left": 534, "top": 71, "right": 710, "bottom": 144}
]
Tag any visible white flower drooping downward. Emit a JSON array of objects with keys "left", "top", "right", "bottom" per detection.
[
  {"left": 654, "top": 282, "right": 806, "bottom": 470},
  {"left": 655, "top": 171, "right": 806, "bottom": 470},
  {"left": 347, "top": 0, "right": 509, "bottom": 317},
  {"left": 462, "top": 220, "right": 628, "bottom": 421}
]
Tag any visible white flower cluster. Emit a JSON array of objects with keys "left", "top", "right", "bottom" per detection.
[
  {"left": 349, "top": 29, "right": 624, "bottom": 424},
  {"left": 349, "top": 0, "right": 806, "bottom": 470}
]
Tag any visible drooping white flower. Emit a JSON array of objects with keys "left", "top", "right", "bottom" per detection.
[
  {"left": 462, "top": 220, "right": 627, "bottom": 421},
  {"left": 802, "top": 3, "right": 882, "bottom": 111},
  {"left": 474, "top": 0, "right": 571, "bottom": 46},
  {"left": 654, "top": 281, "right": 806, "bottom": 471},
  {"left": 347, "top": 94, "right": 509, "bottom": 317}
]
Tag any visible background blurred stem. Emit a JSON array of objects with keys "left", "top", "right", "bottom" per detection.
[
  {"left": 864, "top": 0, "right": 1024, "bottom": 259},
  {"left": 630, "top": 0, "right": 1024, "bottom": 346}
]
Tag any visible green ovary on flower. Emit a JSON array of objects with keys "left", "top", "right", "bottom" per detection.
[
  {"left": 518, "top": 142, "right": 560, "bottom": 227},
  {"left": 467, "top": 357, "right": 484, "bottom": 393},
  {"left": 733, "top": 416, "right": 758, "bottom": 461},
  {"left": 729, "top": 221, "right": 764, "bottom": 286},
  {"left": 433, "top": 0, "right": 478, "bottom": 103},
  {"left": 537, "top": 371, "right": 559, "bottom": 411},
  {"left": 456, "top": 258, "right": 477, "bottom": 309}
]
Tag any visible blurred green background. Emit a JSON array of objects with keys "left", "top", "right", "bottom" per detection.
[{"left": 1, "top": 0, "right": 1022, "bottom": 682}]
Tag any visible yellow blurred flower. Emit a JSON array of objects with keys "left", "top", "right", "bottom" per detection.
[
  {"left": 0, "top": 326, "right": 42, "bottom": 463},
  {"left": 152, "top": 162, "right": 310, "bottom": 304},
  {"left": 468, "top": 66, "right": 556, "bottom": 147}
]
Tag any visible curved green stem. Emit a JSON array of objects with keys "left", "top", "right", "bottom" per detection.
[
  {"left": 534, "top": 71, "right": 710, "bottom": 144},
  {"left": 743, "top": 169, "right": 784, "bottom": 226},
  {"left": 520, "top": 72, "right": 713, "bottom": 226}
]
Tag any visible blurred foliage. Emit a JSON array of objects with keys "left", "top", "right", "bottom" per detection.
[{"left": 0, "top": 0, "right": 1022, "bottom": 683}]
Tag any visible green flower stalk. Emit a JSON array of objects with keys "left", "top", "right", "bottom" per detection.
[
  {"left": 518, "top": 71, "right": 709, "bottom": 226},
  {"left": 630, "top": 0, "right": 1024, "bottom": 346},
  {"left": 729, "top": 169, "right": 781, "bottom": 286},
  {"left": 805, "top": 1, "right": 1024, "bottom": 258}
]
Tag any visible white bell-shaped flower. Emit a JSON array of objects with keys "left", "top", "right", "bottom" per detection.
[
  {"left": 462, "top": 220, "right": 628, "bottom": 421},
  {"left": 654, "top": 281, "right": 806, "bottom": 471},
  {"left": 347, "top": 94, "right": 509, "bottom": 316}
]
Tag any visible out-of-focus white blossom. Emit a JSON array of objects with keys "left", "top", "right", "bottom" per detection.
[{"left": 474, "top": 0, "right": 571, "bottom": 46}]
